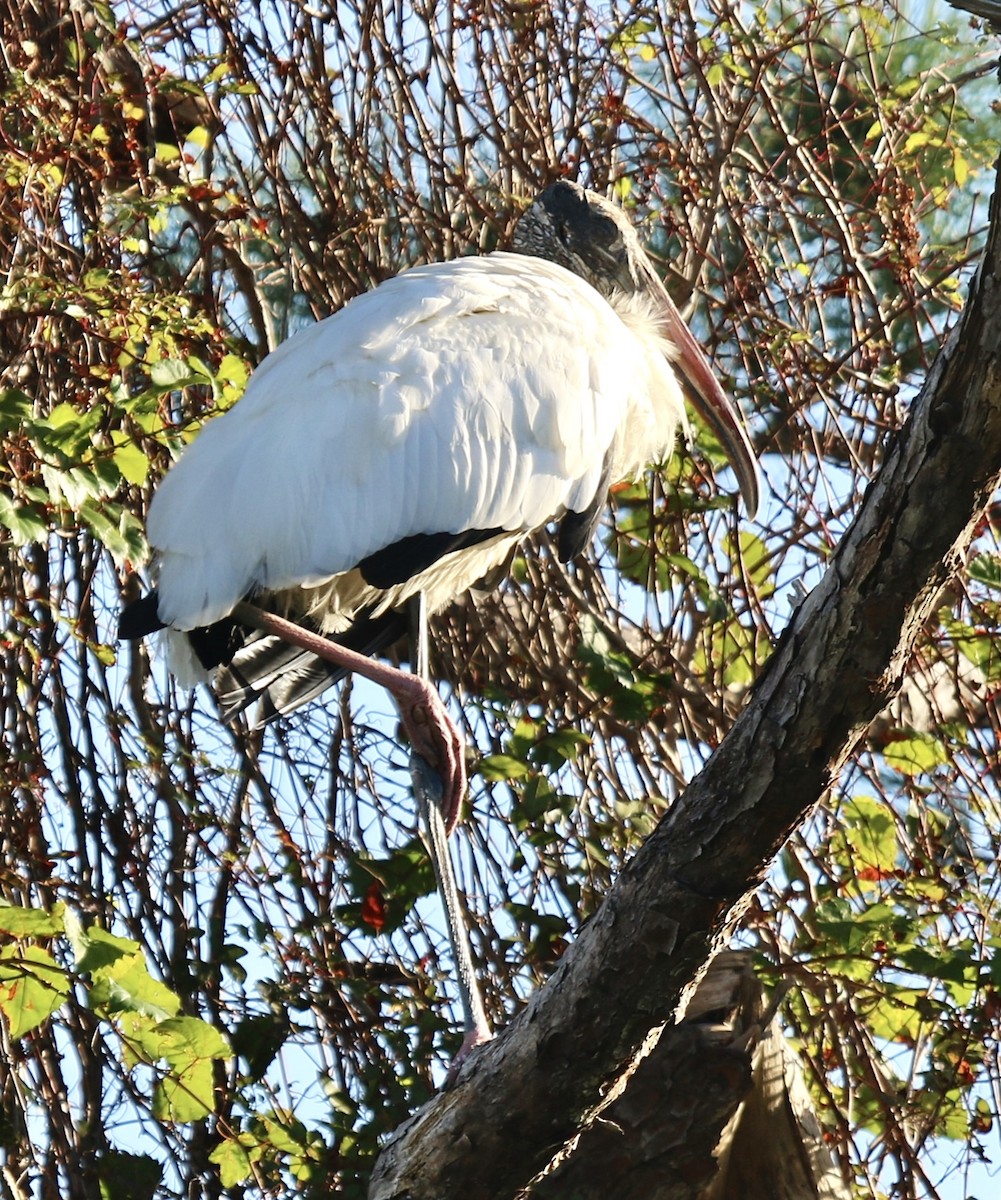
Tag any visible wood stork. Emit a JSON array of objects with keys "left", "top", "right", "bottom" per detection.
[{"left": 119, "top": 179, "right": 761, "bottom": 1057}]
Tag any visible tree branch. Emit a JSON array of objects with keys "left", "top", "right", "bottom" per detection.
[
  {"left": 946, "top": 0, "right": 1001, "bottom": 28},
  {"left": 368, "top": 163, "right": 1001, "bottom": 1200}
]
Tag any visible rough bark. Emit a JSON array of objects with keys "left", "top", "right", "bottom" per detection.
[
  {"left": 368, "top": 165, "right": 1001, "bottom": 1200},
  {"left": 531, "top": 952, "right": 757, "bottom": 1200},
  {"left": 530, "top": 951, "right": 849, "bottom": 1200},
  {"left": 704, "top": 1015, "right": 850, "bottom": 1200}
]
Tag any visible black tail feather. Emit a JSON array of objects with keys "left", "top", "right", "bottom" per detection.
[
  {"left": 118, "top": 590, "right": 245, "bottom": 671},
  {"left": 118, "top": 591, "right": 165, "bottom": 640},
  {"left": 187, "top": 618, "right": 245, "bottom": 671},
  {"left": 118, "top": 589, "right": 408, "bottom": 726}
]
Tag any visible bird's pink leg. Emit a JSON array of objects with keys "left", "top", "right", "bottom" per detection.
[
  {"left": 229, "top": 602, "right": 466, "bottom": 830},
  {"left": 229, "top": 601, "right": 491, "bottom": 1069},
  {"left": 411, "top": 755, "right": 493, "bottom": 1074}
]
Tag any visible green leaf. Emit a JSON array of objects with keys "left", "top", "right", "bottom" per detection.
[
  {"left": 0, "top": 388, "right": 32, "bottom": 433},
  {"left": 518, "top": 775, "right": 560, "bottom": 823},
  {"left": 809, "top": 901, "right": 904, "bottom": 977},
  {"left": 97, "top": 1151, "right": 162, "bottom": 1200},
  {"left": 613, "top": 505, "right": 675, "bottom": 592},
  {"left": 41, "top": 463, "right": 114, "bottom": 509},
  {"left": 967, "top": 553, "right": 1001, "bottom": 591},
  {"left": 154, "top": 1056, "right": 216, "bottom": 1123},
  {"left": 154, "top": 1015, "right": 231, "bottom": 1065},
  {"left": 530, "top": 728, "right": 590, "bottom": 769},
  {"left": 29, "top": 402, "right": 103, "bottom": 457},
  {"left": 0, "top": 902, "right": 65, "bottom": 937},
  {"left": 663, "top": 552, "right": 709, "bottom": 586},
  {"left": 0, "top": 945, "right": 71, "bottom": 1036},
  {"left": 231, "top": 1012, "right": 290, "bottom": 1082},
  {"left": 694, "top": 618, "right": 766, "bottom": 688},
  {"left": 79, "top": 928, "right": 181, "bottom": 1021},
  {"left": 506, "top": 716, "right": 538, "bottom": 759},
  {"left": 863, "top": 988, "right": 926, "bottom": 1044},
  {"left": 112, "top": 441, "right": 151, "bottom": 486},
  {"left": 116, "top": 1013, "right": 231, "bottom": 1123},
  {"left": 479, "top": 754, "right": 533, "bottom": 781},
  {"left": 147, "top": 1016, "right": 230, "bottom": 1123},
  {"left": 74, "top": 926, "right": 143, "bottom": 973},
  {"left": 80, "top": 501, "right": 148, "bottom": 566},
  {"left": 898, "top": 945, "right": 980, "bottom": 1002},
  {"left": 215, "top": 353, "right": 250, "bottom": 401},
  {"left": 943, "top": 617, "right": 1001, "bottom": 683},
  {"left": 577, "top": 615, "right": 639, "bottom": 687},
  {"left": 840, "top": 796, "right": 897, "bottom": 876},
  {"left": 338, "top": 841, "right": 436, "bottom": 934},
  {"left": 939, "top": 1091, "right": 974, "bottom": 1139},
  {"left": 883, "top": 731, "right": 948, "bottom": 777},
  {"left": 0, "top": 491, "right": 48, "bottom": 544},
  {"left": 90, "top": 960, "right": 181, "bottom": 1021},
  {"left": 148, "top": 357, "right": 209, "bottom": 391},
  {"left": 973, "top": 1096, "right": 993, "bottom": 1134},
  {"left": 726, "top": 530, "right": 775, "bottom": 595},
  {"left": 209, "top": 1138, "right": 253, "bottom": 1187}
]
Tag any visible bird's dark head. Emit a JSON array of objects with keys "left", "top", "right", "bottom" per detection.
[
  {"left": 512, "top": 179, "right": 762, "bottom": 519},
  {"left": 511, "top": 180, "right": 655, "bottom": 299}
]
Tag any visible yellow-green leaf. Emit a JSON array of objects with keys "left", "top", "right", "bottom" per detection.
[
  {"left": 0, "top": 902, "right": 65, "bottom": 937},
  {"left": 0, "top": 945, "right": 70, "bottom": 1036},
  {"left": 864, "top": 988, "right": 926, "bottom": 1044},
  {"left": 883, "top": 731, "right": 948, "bottom": 777},
  {"left": 841, "top": 796, "right": 897, "bottom": 875},
  {"left": 154, "top": 1057, "right": 215, "bottom": 1123},
  {"left": 153, "top": 1015, "right": 231, "bottom": 1068},
  {"left": 904, "top": 130, "right": 936, "bottom": 153},
  {"left": 185, "top": 124, "right": 213, "bottom": 149},
  {"left": 80, "top": 930, "right": 181, "bottom": 1022},
  {"left": 112, "top": 441, "right": 150, "bottom": 486},
  {"left": 155, "top": 142, "right": 181, "bottom": 165},
  {"left": 953, "top": 149, "right": 969, "bottom": 188},
  {"left": 209, "top": 1139, "right": 253, "bottom": 1187}
]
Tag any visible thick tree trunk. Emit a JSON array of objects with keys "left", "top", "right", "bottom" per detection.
[
  {"left": 530, "top": 951, "right": 758, "bottom": 1200},
  {"left": 532, "top": 951, "right": 849, "bottom": 1200},
  {"left": 704, "top": 1014, "right": 850, "bottom": 1200},
  {"left": 369, "top": 164, "right": 1001, "bottom": 1200}
]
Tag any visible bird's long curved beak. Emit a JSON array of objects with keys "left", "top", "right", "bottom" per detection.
[{"left": 648, "top": 274, "right": 761, "bottom": 519}]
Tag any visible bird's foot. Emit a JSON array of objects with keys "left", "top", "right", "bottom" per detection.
[
  {"left": 444, "top": 1021, "right": 493, "bottom": 1087},
  {"left": 396, "top": 675, "right": 466, "bottom": 833}
]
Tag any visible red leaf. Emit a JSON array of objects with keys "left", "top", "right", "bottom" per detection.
[{"left": 361, "top": 882, "right": 386, "bottom": 934}]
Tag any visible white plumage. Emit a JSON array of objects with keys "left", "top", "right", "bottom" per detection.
[
  {"left": 149, "top": 253, "right": 684, "bottom": 643},
  {"left": 122, "top": 180, "right": 760, "bottom": 1058}
]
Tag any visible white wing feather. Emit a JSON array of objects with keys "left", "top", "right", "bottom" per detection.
[{"left": 150, "top": 252, "right": 682, "bottom": 630}]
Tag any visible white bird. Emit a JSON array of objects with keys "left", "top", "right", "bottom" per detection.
[{"left": 120, "top": 180, "right": 760, "bottom": 1057}]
